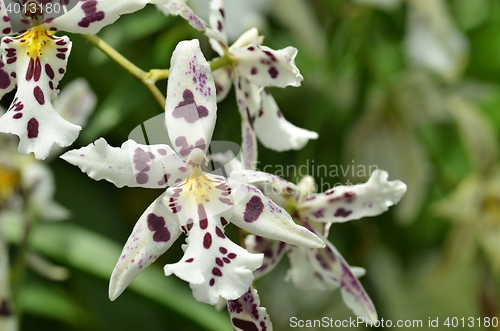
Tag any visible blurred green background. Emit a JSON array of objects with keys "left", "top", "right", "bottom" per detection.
[{"left": 2, "top": 0, "right": 500, "bottom": 329}]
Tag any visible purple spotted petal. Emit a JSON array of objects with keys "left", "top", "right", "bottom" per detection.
[
  {"left": 228, "top": 179, "right": 324, "bottom": 249},
  {"left": 245, "top": 235, "right": 287, "bottom": 280},
  {"left": 109, "top": 193, "right": 183, "bottom": 301},
  {"left": 287, "top": 225, "right": 378, "bottom": 322},
  {"left": 0, "top": 3, "right": 14, "bottom": 39},
  {"left": 254, "top": 90, "right": 318, "bottom": 151},
  {"left": 300, "top": 170, "right": 407, "bottom": 223},
  {"left": 0, "top": 30, "right": 79, "bottom": 160},
  {"left": 234, "top": 73, "right": 258, "bottom": 170},
  {"left": 228, "top": 286, "right": 273, "bottom": 331},
  {"left": 61, "top": 138, "right": 188, "bottom": 189},
  {"left": 232, "top": 40, "right": 303, "bottom": 88},
  {"left": 165, "top": 40, "right": 217, "bottom": 158},
  {"left": 208, "top": 0, "right": 228, "bottom": 56},
  {"left": 46, "top": 0, "right": 150, "bottom": 35},
  {"left": 164, "top": 214, "right": 263, "bottom": 305}
]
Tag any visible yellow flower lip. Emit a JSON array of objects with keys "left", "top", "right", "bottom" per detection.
[
  {"left": 0, "top": 166, "right": 19, "bottom": 200},
  {"left": 19, "top": 25, "right": 54, "bottom": 59}
]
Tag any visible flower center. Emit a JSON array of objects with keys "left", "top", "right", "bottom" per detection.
[
  {"left": 19, "top": 26, "right": 53, "bottom": 59},
  {"left": 0, "top": 167, "right": 19, "bottom": 201}
]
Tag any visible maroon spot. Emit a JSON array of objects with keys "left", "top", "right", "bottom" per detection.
[
  {"left": 33, "top": 58, "right": 41, "bottom": 82},
  {"left": 198, "top": 204, "right": 208, "bottom": 229},
  {"left": 215, "top": 226, "right": 225, "bottom": 238},
  {"left": 209, "top": 278, "right": 215, "bottom": 286},
  {"left": 277, "top": 110, "right": 283, "bottom": 118},
  {"left": 263, "top": 50, "right": 277, "bottom": 61},
  {"left": 228, "top": 253, "right": 236, "bottom": 259},
  {"left": 27, "top": 118, "right": 39, "bottom": 138},
  {"left": 157, "top": 173, "right": 170, "bottom": 186},
  {"left": 232, "top": 318, "right": 258, "bottom": 331},
  {"left": 185, "top": 258, "right": 194, "bottom": 263},
  {"left": 186, "top": 218, "right": 194, "bottom": 231},
  {"left": 217, "top": 20, "right": 223, "bottom": 31},
  {"left": 5, "top": 49, "right": 15, "bottom": 58},
  {"left": 172, "top": 89, "right": 209, "bottom": 123},
  {"left": 45, "top": 63, "right": 54, "bottom": 80},
  {"left": 6, "top": 57, "right": 16, "bottom": 64},
  {"left": 223, "top": 257, "right": 230, "bottom": 263},
  {"left": 0, "top": 70, "right": 10, "bottom": 89},
  {"left": 250, "top": 67, "right": 258, "bottom": 75},
  {"left": 33, "top": 86, "right": 45, "bottom": 105},
  {"left": 56, "top": 53, "right": 66, "bottom": 60},
  {"left": 26, "top": 58, "right": 34, "bottom": 81},
  {"left": 220, "top": 217, "right": 228, "bottom": 226},
  {"left": 49, "top": 81, "right": 54, "bottom": 90},
  {"left": 56, "top": 40, "right": 66, "bottom": 46},
  {"left": 219, "top": 247, "right": 227, "bottom": 254},
  {"left": 268, "top": 67, "right": 278, "bottom": 79},
  {"left": 312, "top": 208, "right": 325, "bottom": 218},
  {"left": 10, "top": 72, "right": 15, "bottom": 78},
  {"left": 248, "top": 46, "right": 255, "bottom": 51},
  {"left": 147, "top": 213, "right": 171, "bottom": 242},
  {"left": 78, "top": 1, "right": 105, "bottom": 28},
  {"left": 215, "top": 258, "right": 224, "bottom": 266},
  {"left": 243, "top": 196, "right": 264, "bottom": 223},
  {"left": 2, "top": 28, "right": 10, "bottom": 34},
  {"left": 219, "top": 8, "right": 225, "bottom": 17},
  {"left": 212, "top": 267, "right": 222, "bottom": 277},
  {"left": 57, "top": 48, "right": 68, "bottom": 52},
  {"left": 13, "top": 113, "right": 22, "bottom": 119},
  {"left": 203, "top": 232, "right": 212, "bottom": 249},
  {"left": 58, "top": 68, "right": 65, "bottom": 74},
  {"left": 3, "top": 16, "right": 9, "bottom": 22},
  {"left": 334, "top": 208, "right": 352, "bottom": 218}
]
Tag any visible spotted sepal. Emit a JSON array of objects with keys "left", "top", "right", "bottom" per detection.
[
  {"left": 109, "top": 193, "right": 183, "bottom": 301},
  {"left": 228, "top": 286, "right": 273, "bottom": 331},
  {"left": 300, "top": 170, "right": 407, "bottom": 223},
  {"left": 46, "top": 0, "right": 150, "bottom": 35},
  {"left": 60, "top": 138, "right": 188, "bottom": 189},
  {"left": 232, "top": 40, "right": 303, "bottom": 88},
  {"left": 165, "top": 39, "right": 217, "bottom": 158},
  {"left": 0, "top": 30, "right": 79, "bottom": 160},
  {"left": 228, "top": 178, "right": 325, "bottom": 249},
  {"left": 286, "top": 224, "right": 378, "bottom": 322},
  {"left": 245, "top": 235, "right": 287, "bottom": 280},
  {"left": 254, "top": 90, "right": 318, "bottom": 151}
]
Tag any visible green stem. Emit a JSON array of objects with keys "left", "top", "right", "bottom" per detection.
[{"left": 81, "top": 34, "right": 166, "bottom": 109}]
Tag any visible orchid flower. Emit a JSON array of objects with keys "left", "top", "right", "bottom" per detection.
[
  {"left": 167, "top": 0, "right": 318, "bottom": 169},
  {"left": 216, "top": 154, "right": 406, "bottom": 321},
  {"left": 0, "top": 0, "right": 171, "bottom": 159},
  {"left": 61, "top": 39, "right": 324, "bottom": 306}
]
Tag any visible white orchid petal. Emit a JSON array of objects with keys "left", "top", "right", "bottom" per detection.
[
  {"left": 109, "top": 193, "right": 182, "bottom": 301},
  {"left": 245, "top": 235, "right": 287, "bottom": 280},
  {"left": 228, "top": 179, "right": 324, "bottom": 248},
  {"left": 254, "top": 91, "right": 318, "bottom": 151},
  {"left": 54, "top": 78, "right": 97, "bottom": 127},
  {"left": 163, "top": 213, "right": 262, "bottom": 305},
  {"left": 0, "top": 30, "right": 79, "bottom": 160},
  {"left": 61, "top": 138, "right": 188, "bottom": 189},
  {"left": 232, "top": 40, "right": 303, "bottom": 88},
  {"left": 300, "top": 170, "right": 406, "bottom": 223},
  {"left": 165, "top": 39, "right": 217, "bottom": 158},
  {"left": 228, "top": 286, "right": 274, "bottom": 331},
  {"left": 46, "top": 0, "right": 150, "bottom": 35},
  {"left": 209, "top": 0, "right": 228, "bottom": 51},
  {"left": 212, "top": 65, "right": 233, "bottom": 102}
]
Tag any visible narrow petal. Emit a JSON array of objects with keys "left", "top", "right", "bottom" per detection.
[
  {"left": 0, "top": 30, "right": 79, "bottom": 160},
  {"left": 165, "top": 39, "right": 217, "bottom": 158},
  {"left": 235, "top": 74, "right": 258, "bottom": 170},
  {"left": 46, "top": 0, "right": 149, "bottom": 35},
  {"left": 109, "top": 193, "right": 183, "bottom": 301},
  {"left": 163, "top": 215, "right": 263, "bottom": 305},
  {"left": 212, "top": 65, "right": 233, "bottom": 102},
  {"left": 232, "top": 40, "right": 303, "bottom": 88},
  {"left": 245, "top": 235, "right": 287, "bottom": 280},
  {"left": 286, "top": 227, "right": 377, "bottom": 321},
  {"left": 53, "top": 78, "right": 97, "bottom": 127},
  {"left": 228, "top": 179, "right": 325, "bottom": 249},
  {"left": 254, "top": 91, "right": 318, "bottom": 151},
  {"left": 61, "top": 138, "right": 188, "bottom": 189},
  {"left": 208, "top": 0, "right": 228, "bottom": 55},
  {"left": 228, "top": 286, "right": 273, "bottom": 331},
  {"left": 236, "top": 75, "right": 262, "bottom": 117},
  {"left": 230, "top": 27, "right": 263, "bottom": 50},
  {"left": 300, "top": 170, "right": 407, "bottom": 223}
]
